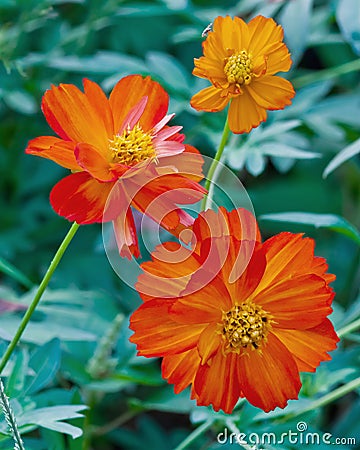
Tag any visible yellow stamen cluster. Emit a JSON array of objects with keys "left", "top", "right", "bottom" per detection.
[
  {"left": 224, "top": 50, "right": 254, "bottom": 85},
  {"left": 221, "top": 301, "right": 272, "bottom": 354},
  {"left": 109, "top": 124, "right": 156, "bottom": 166}
]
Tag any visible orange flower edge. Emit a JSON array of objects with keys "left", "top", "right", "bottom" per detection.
[
  {"left": 130, "top": 208, "right": 339, "bottom": 413},
  {"left": 190, "top": 15, "right": 295, "bottom": 134},
  {"left": 25, "top": 75, "right": 206, "bottom": 258}
]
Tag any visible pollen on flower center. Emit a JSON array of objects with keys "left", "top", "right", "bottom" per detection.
[
  {"left": 109, "top": 124, "right": 156, "bottom": 166},
  {"left": 224, "top": 50, "right": 254, "bottom": 85},
  {"left": 221, "top": 301, "right": 272, "bottom": 354}
]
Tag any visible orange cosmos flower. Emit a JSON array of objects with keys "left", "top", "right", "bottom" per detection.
[
  {"left": 130, "top": 208, "right": 339, "bottom": 413},
  {"left": 25, "top": 75, "right": 206, "bottom": 258},
  {"left": 191, "top": 15, "right": 295, "bottom": 134}
]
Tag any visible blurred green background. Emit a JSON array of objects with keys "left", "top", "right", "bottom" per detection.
[{"left": 0, "top": 0, "right": 359, "bottom": 449}]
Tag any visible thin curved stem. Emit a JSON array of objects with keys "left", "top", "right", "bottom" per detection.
[
  {"left": 0, "top": 222, "right": 80, "bottom": 375},
  {"left": 200, "top": 117, "right": 231, "bottom": 211},
  {"left": 291, "top": 376, "right": 360, "bottom": 418},
  {"left": 337, "top": 317, "right": 360, "bottom": 338},
  {"left": 292, "top": 58, "right": 360, "bottom": 88}
]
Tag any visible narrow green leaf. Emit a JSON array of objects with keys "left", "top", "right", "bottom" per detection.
[
  {"left": 260, "top": 143, "right": 320, "bottom": 159},
  {"left": 0, "top": 257, "right": 33, "bottom": 289},
  {"left": 250, "top": 120, "right": 301, "bottom": 143},
  {"left": 259, "top": 212, "right": 360, "bottom": 245},
  {"left": 323, "top": 137, "right": 360, "bottom": 178},
  {"left": 25, "top": 338, "right": 61, "bottom": 395}
]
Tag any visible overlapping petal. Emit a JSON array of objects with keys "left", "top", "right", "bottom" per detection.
[
  {"left": 26, "top": 136, "right": 79, "bottom": 171},
  {"left": 273, "top": 320, "right": 339, "bottom": 372},
  {"left": 190, "top": 86, "right": 229, "bottom": 112},
  {"left": 130, "top": 299, "right": 205, "bottom": 357},
  {"left": 162, "top": 348, "right": 200, "bottom": 394},
  {"left": 42, "top": 82, "right": 109, "bottom": 148},
  {"left": 109, "top": 74, "right": 168, "bottom": 133},
  {"left": 228, "top": 90, "right": 267, "bottom": 134},
  {"left": 49, "top": 172, "right": 115, "bottom": 224},
  {"left": 237, "top": 332, "right": 301, "bottom": 412}
]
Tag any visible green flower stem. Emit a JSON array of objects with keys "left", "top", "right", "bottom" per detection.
[
  {"left": 292, "top": 376, "right": 360, "bottom": 418},
  {"left": 337, "top": 317, "right": 360, "bottom": 338},
  {"left": 173, "top": 418, "right": 214, "bottom": 450},
  {"left": 0, "top": 222, "right": 80, "bottom": 375},
  {"left": 293, "top": 58, "right": 360, "bottom": 88},
  {"left": 200, "top": 117, "right": 231, "bottom": 211},
  {"left": 0, "top": 256, "right": 34, "bottom": 289}
]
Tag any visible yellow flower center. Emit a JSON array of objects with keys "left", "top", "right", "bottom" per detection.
[
  {"left": 224, "top": 50, "right": 254, "bottom": 85},
  {"left": 109, "top": 124, "right": 156, "bottom": 166},
  {"left": 221, "top": 301, "right": 272, "bottom": 354}
]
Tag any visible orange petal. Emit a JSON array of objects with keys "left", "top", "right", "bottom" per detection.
[
  {"left": 129, "top": 298, "right": 205, "bottom": 356},
  {"left": 157, "top": 144, "right": 205, "bottom": 183},
  {"left": 262, "top": 42, "right": 292, "bottom": 75},
  {"left": 202, "top": 17, "right": 231, "bottom": 61},
  {"left": 311, "top": 256, "right": 336, "bottom": 284},
  {"left": 212, "top": 16, "right": 249, "bottom": 53},
  {"left": 253, "top": 273, "right": 334, "bottom": 329},
  {"left": 42, "top": 82, "right": 109, "bottom": 149},
  {"left": 222, "top": 241, "right": 266, "bottom": 300},
  {"left": 83, "top": 78, "right": 114, "bottom": 137},
  {"left": 131, "top": 172, "right": 206, "bottom": 233},
  {"left": 197, "top": 323, "right": 223, "bottom": 364},
  {"left": 109, "top": 75, "right": 168, "bottom": 133},
  {"left": 193, "top": 56, "right": 227, "bottom": 87},
  {"left": 171, "top": 278, "right": 231, "bottom": 324},
  {"left": 25, "top": 136, "right": 79, "bottom": 171},
  {"left": 273, "top": 319, "right": 339, "bottom": 372},
  {"left": 192, "top": 207, "right": 261, "bottom": 246},
  {"left": 162, "top": 348, "right": 200, "bottom": 394},
  {"left": 257, "top": 233, "right": 325, "bottom": 288},
  {"left": 228, "top": 90, "right": 267, "bottom": 134},
  {"left": 247, "top": 75, "right": 294, "bottom": 110},
  {"left": 194, "top": 350, "right": 242, "bottom": 414},
  {"left": 75, "top": 143, "right": 114, "bottom": 182},
  {"left": 238, "top": 332, "right": 301, "bottom": 412},
  {"left": 113, "top": 208, "right": 140, "bottom": 259},
  {"left": 190, "top": 86, "right": 229, "bottom": 112},
  {"left": 135, "top": 243, "right": 200, "bottom": 300},
  {"left": 248, "top": 16, "right": 284, "bottom": 56},
  {"left": 50, "top": 172, "right": 115, "bottom": 224}
]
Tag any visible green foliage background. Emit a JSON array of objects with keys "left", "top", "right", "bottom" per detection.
[{"left": 0, "top": 0, "right": 359, "bottom": 449}]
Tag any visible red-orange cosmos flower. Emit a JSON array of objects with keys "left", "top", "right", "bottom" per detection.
[
  {"left": 26, "top": 75, "right": 206, "bottom": 258},
  {"left": 130, "top": 208, "right": 339, "bottom": 413},
  {"left": 191, "top": 16, "right": 295, "bottom": 134}
]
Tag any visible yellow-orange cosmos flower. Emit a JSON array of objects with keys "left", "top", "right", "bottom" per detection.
[
  {"left": 130, "top": 208, "right": 339, "bottom": 413},
  {"left": 191, "top": 15, "right": 295, "bottom": 134}
]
